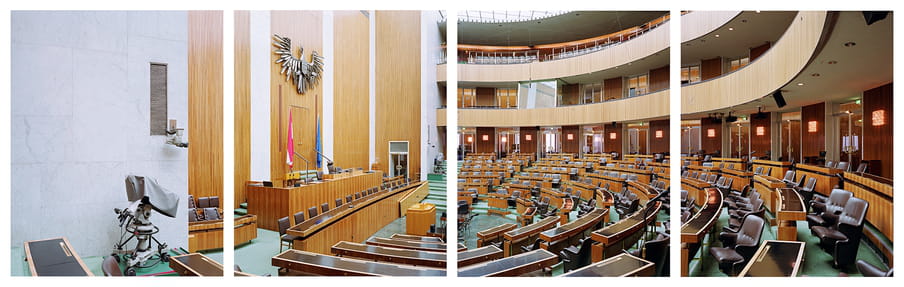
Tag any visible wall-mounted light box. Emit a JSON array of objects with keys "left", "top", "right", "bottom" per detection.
[
  {"left": 655, "top": 130, "right": 663, "bottom": 138},
  {"left": 808, "top": 121, "right": 818, "bottom": 133},
  {"left": 756, "top": 126, "right": 765, "bottom": 136},
  {"left": 707, "top": 129, "right": 716, "bottom": 138}
]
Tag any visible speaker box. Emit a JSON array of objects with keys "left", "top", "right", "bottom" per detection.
[
  {"left": 863, "top": 11, "right": 889, "bottom": 26},
  {"left": 772, "top": 91, "right": 787, "bottom": 108}
]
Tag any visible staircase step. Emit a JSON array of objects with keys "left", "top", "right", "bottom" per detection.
[
  {"left": 239, "top": 202, "right": 248, "bottom": 209},
  {"left": 234, "top": 208, "right": 247, "bottom": 215}
]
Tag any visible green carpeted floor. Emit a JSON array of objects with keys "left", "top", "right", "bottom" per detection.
[{"left": 686, "top": 206, "right": 887, "bottom": 277}]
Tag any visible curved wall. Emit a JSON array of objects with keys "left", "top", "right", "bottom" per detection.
[
  {"left": 451, "top": 21, "right": 670, "bottom": 83},
  {"left": 440, "top": 89, "right": 668, "bottom": 127},
  {"left": 681, "top": 11, "right": 741, "bottom": 42},
  {"left": 681, "top": 11, "right": 827, "bottom": 115}
]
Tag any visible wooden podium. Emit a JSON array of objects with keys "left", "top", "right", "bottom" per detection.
[{"left": 406, "top": 203, "right": 436, "bottom": 236}]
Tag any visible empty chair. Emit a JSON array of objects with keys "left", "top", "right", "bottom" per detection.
[
  {"left": 335, "top": 198, "right": 343, "bottom": 208},
  {"left": 825, "top": 160, "right": 836, "bottom": 168},
  {"left": 101, "top": 256, "right": 123, "bottom": 276},
  {"left": 278, "top": 217, "right": 299, "bottom": 252},
  {"left": 354, "top": 193, "right": 361, "bottom": 200},
  {"left": 202, "top": 207, "right": 220, "bottom": 221},
  {"left": 208, "top": 196, "right": 220, "bottom": 208},
  {"left": 630, "top": 232, "right": 670, "bottom": 276},
  {"left": 320, "top": 203, "right": 330, "bottom": 213},
  {"left": 856, "top": 260, "right": 893, "bottom": 277},
  {"left": 791, "top": 174, "right": 806, "bottom": 188},
  {"left": 811, "top": 197, "right": 868, "bottom": 267},
  {"left": 307, "top": 206, "right": 319, "bottom": 219},
  {"left": 797, "top": 177, "right": 817, "bottom": 210},
  {"left": 293, "top": 211, "right": 306, "bottom": 225},
  {"left": 709, "top": 215, "right": 765, "bottom": 275},
  {"left": 188, "top": 195, "right": 196, "bottom": 209},
  {"left": 188, "top": 208, "right": 199, "bottom": 222},
  {"left": 781, "top": 170, "right": 796, "bottom": 184},
  {"left": 807, "top": 189, "right": 853, "bottom": 228},
  {"left": 727, "top": 199, "right": 764, "bottom": 230},
  {"left": 508, "top": 190, "right": 522, "bottom": 208},
  {"left": 560, "top": 238, "right": 595, "bottom": 273},
  {"left": 754, "top": 166, "right": 764, "bottom": 175},
  {"left": 346, "top": 195, "right": 353, "bottom": 204},
  {"left": 855, "top": 162, "right": 869, "bottom": 173},
  {"left": 835, "top": 161, "right": 850, "bottom": 172},
  {"left": 198, "top": 197, "right": 210, "bottom": 208}
]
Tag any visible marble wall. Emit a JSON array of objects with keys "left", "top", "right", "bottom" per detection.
[{"left": 11, "top": 11, "right": 189, "bottom": 257}]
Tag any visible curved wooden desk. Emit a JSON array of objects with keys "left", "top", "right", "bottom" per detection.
[
  {"left": 738, "top": 240, "right": 805, "bottom": 277},
  {"left": 272, "top": 250, "right": 446, "bottom": 276},
  {"left": 458, "top": 245, "right": 504, "bottom": 268},
  {"left": 590, "top": 201, "right": 661, "bottom": 262},
  {"left": 539, "top": 208, "right": 608, "bottom": 256},
  {"left": 753, "top": 174, "right": 785, "bottom": 212},
  {"left": 560, "top": 253, "right": 654, "bottom": 277},
  {"left": 477, "top": 223, "right": 517, "bottom": 248},
  {"left": 458, "top": 249, "right": 558, "bottom": 277},
  {"left": 502, "top": 216, "right": 559, "bottom": 257},
  {"left": 680, "top": 187, "right": 722, "bottom": 276},
  {"left": 331, "top": 241, "right": 446, "bottom": 268},
  {"left": 366, "top": 237, "right": 463, "bottom": 253},
  {"left": 775, "top": 188, "right": 806, "bottom": 241}
]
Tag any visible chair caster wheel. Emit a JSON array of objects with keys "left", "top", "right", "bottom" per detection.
[{"left": 125, "top": 267, "right": 137, "bottom": 276}]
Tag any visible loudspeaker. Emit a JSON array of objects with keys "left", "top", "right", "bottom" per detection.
[
  {"left": 772, "top": 91, "right": 787, "bottom": 108},
  {"left": 863, "top": 11, "right": 889, "bottom": 26}
]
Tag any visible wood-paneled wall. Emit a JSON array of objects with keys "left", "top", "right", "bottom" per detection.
[
  {"left": 800, "top": 102, "right": 825, "bottom": 162},
  {"left": 234, "top": 11, "right": 251, "bottom": 208},
  {"left": 188, "top": 11, "right": 224, "bottom": 202},
  {"left": 520, "top": 126, "right": 538, "bottom": 155},
  {"left": 649, "top": 65, "right": 669, "bottom": 92},
  {"left": 561, "top": 84, "right": 581, "bottom": 106},
  {"left": 681, "top": 11, "right": 742, "bottom": 42},
  {"left": 562, "top": 125, "right": 580, "bottom": 154},
  {"left": 862, "top": 83, "right": 893, "bottom": 179},
  {"left": 749, "top": 113, "right": 771, "bottom": 159},
  {"left": 333, "top": 11, "right": 371, "bottom": 170},
  {"left": 749, "top": 42, "right": 771, "bottom": 61},
  {"left": 376, "top": 11, "right": 421, "bottom": 180},
  {"left": 649, "top": 119, "right": 669, "bottom": 154},
  {"left": 270, "top": 11, "right": 323, "bottom": 185},
  {"left": 476, "top": 87, "right": 495, "bottom": 106},
  {"left": 700, "top": 118, "right": 721, "bottom": 154},
  {"left": 604, "top": 77, "right": 623, "bottom": 100},
  {"left": 604, "top": 123, "right": 622, "bottom": 155},
  {"left": 476, "top": 127, "right": 496, "bottom": 154},
  {"left": 700, "top": 57, "right": 722, "bottom": 81}
]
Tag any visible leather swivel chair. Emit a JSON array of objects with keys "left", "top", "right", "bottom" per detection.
[
  {"left": 812, "top": 197, "right": 868, "bottom": 267},
  {"left": 709, "top": 215, "right": 764, "bottom": 276},
  {"left": 807, "top": 189, "right": 853, "bottom": 228},
  {"left": 856, "top": 260, "right": 893, "bottom": 277}
]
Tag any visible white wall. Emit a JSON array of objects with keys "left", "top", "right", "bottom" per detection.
[
  {"left": 249, "top": 11, "right": 272, "bottom": 180},
  {"left": 420, "top": 11, "right": 443, "bottom": 177},
  {"left": 11, "top": 11, "right": 189, "bottom": 257}
]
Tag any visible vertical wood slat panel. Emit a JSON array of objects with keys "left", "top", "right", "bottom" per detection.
[
  {"left": 800, "top": 102, "right": 825, "bottom": 161},
  {"left": 376, "top": 11, "right": 421, "bottom": 180},
  {"left": 188, "top": 11, "right": 224, "bottom": 204},
  {"left": 862, "top": 83, "right": 893, "bottom": 179},
  {"left": 234, "top": 11, "right": 251, "bottom": 208},
  {"left": 333, "top": 11, "right": 371, "bottom": 170}
]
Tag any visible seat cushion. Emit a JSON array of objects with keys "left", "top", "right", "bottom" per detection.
[
  {"left": 806, "top": 214, "right": 826, "bottom": 226},
  {"left": 281, "top": 234, "right": 300, "bottom": 243},
  {"left": 812, "top": 226, "right": 847, "bottom": 241},
  {"left": 710, "top": 247, "right": 744, "bottom": 264}
]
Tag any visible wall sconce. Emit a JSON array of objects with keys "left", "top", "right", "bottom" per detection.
[
  {"left": 482, "top": 135, "right": 489, "bottom": 141},
  {"left": 707, "top": 128, "right": 716, "bottom": 138},
  {"left": 467, "top": 136, "right": 473, "bottom": 143},
  {"left": 566, "top": 133, "right": 574, "bottom": 140},
  {"left": 755, "top": 126, "right": 765, "bottom": 136},
  {"left": 609, "top": 132, "right": 617, "bottom": 140},
  {"left": 807, "top": 121, "right": 818, "bottom": 133},
  {"left": 500, "top": 136, "right": 507, "bottom": 143},
  {"left": 872, "top": 109, "right": 886, "bottom": 126},
  {"left": 525, "top": 134, "right": 532, "bottom": 141},
  {"left": 165, "top": 119, "right": 188, "bottom": 148},
  {"left": 655, "top": 130, "right": 663, "bottom": 138}
]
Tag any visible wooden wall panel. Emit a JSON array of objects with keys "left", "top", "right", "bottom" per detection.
[
  {"left": 649, "top": 65, "right": 669, "bottom": 92},
  {"left": 801, "top": 102, "right": 825, "bottom": 163},
  {"left": 700, "top": 57, "right": 722, "bottom": 81},
  {"left": 562, "top": 125, "right": 580, "bottom": 154},
  {"left": 749, "top": 113, "right": 771, "bottom": 159},
  {"left": 457, "top": 90, "right": 669, "bottom": 127},
  {"left": 749, "top": 42, "right": 771, "bottom": 61},
  {"left": 234, "top": 11, "right": 251, "bottom": 208},
  {"left": 476, "top": 87, "right": 495, "bottom": 106},
  {"left": 604, "top": 123, "right": 622, "bottom": 155},
  {"left": 376, "top": 11, "right": 421, "bottom": 180},
  {"left": 649, "top": 119, "right": 669, "bottom": 154},
  {"left": 604, "top": 77, "right": 623, "bottom": 100},
  {"left": 333, "top": 11, "right": 370, "bottom": 170},
  {"left": 520, "top": 126, "right": 539, "bottom": 155},
  {"left": 700, "top": 118, "right": 722, "bottom": 155},
  {"left": 188, "top": 11, "right": 224, "bottom": 203},
  {"left": 270, "top": 11, "right": 323, "bottom": 186},
  {"left": 476, "top": 127, "right": 496, "bottom": 154},
  {"left": 561, "top": 84, "right": 581, "bottom": 106},
  {"left": 781, "top": 120, "right": 801, "bottom": 162},
  {"left": 862, "top": 83, "right": 893, "bottom": 178}
]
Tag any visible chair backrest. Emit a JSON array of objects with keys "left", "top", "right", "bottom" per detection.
[
  {"left": 335, "top": 198, "right": 343, "bottom": 208},
  {"left": 346, "top": 195, "right": 353, "bottom": 204},
  {"left": 707, "top": 174, "right": 718, "bottom": 183},
  {"left": 856, "top": 162, "right": 869, "bottom": 173},
  {"left": 188, "top": 195, "right": 196, "bottom": 208},
  {"left": 203, "top": 207, "right": 220, "bottom": 221},
  {"left": 754, "top": 166, "right": 764, "bottom": 175},
  {"left": 208, "top": 196, "right": 220, "bottom": 208},
  {"left": 308, "top": 206, "right": 319, "bottom": 218},
  {"left": 782, "top": 170, "right": 795, "bottom": 182},
  {"left": 102, "top": 256, "right": 123, "bottom": 276},
  {"left": 188, "top": 208, "right": 198, "bottom": 222},
  {"left": 836, "top": 161, "right": 850, "bottom": 172},
  {"left": 827, "top": 189, "right": 854, "bottom": 215},
  {"left": 837, "top": 197, "right": 868, "bottom": 231},
  {"left": 321, "top": 203, "right": 329, "bottom": 213},
  {"left": 826, "top": 160, "right": 836, "bottom": 168},
  {"left": 643, "top": 233, "right": 670, "bottom": 275},
  {"left": 354, "top": 193, "right": 361, "bottom": 200},
  {"left": 803, "top": 177, "right": 817, "bottom": 191},
  {"left": 277, "top": 216, "right": 291, "bottom": 236},
  {"left": 736, "top": 215, "right": 765, "bottom": 248},
  {"left": 512, "top": 190, "right": 521, "bottom": 198},
  {"left": 293, "top": 211, "right": 306, "bottom": 225},
  {"left": 794, "top": 175, "right": 807, "bottom": 187},
  {"left": 198, "top": 197, "right": 210, "bottom": 208}
]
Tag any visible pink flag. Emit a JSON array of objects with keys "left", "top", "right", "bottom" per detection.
[{"left": 286, "top": 110, "right": 294, "bottom": 167}]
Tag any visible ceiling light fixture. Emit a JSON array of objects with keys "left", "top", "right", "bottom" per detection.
[
  {"left": 827, "top": 60, "right": 838, "bottom": 65},
  {"left": 811, "top": 73, "right": 820, "bottom": 77},
  {"left": 715, "top": 34, "right": 720, "bottom": 38},
  {"left": 728, "top": 27, "right": 734, "bottom": 31},
  {"left": 797, "top": 83, "right": 804, "bottom": 86},
  {"left": 844, "top": 42, "right": 856, "bottom": 47}
]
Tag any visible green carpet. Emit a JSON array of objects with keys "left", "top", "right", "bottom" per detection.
[{"left": 686, "top": 207, "right": 887, "bottom": 277}]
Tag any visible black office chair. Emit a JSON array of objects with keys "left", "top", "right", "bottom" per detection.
[
  {"left": 560, "top": 237, "right": 594, "bottom": 273},
  {"left": 856, "top": 260, "right": 893, "bottom": 277},
  {"left": 709, "top": 215, "right": 765, "bottom": 275},
  {"left": 630, "top": 232, "right": 670, "bottom": 276}
]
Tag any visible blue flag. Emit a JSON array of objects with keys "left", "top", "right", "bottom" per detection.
[{"left": 316, "top": 115, "right": 322, "bottom": 168}]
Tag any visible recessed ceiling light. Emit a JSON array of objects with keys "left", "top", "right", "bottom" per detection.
[
  {"left": 741, "top": 19, "right": 748, "bottom": 23},
  {"left": 827, "top": 60, "right": 838, "bottom": 64},
  {"left": 728, "top": 27, "right": 734, "bottom": 31},
  {"left": 844, "top": 42, "right": 856, "bottom": 47},
  {"left": 755, "top": 10, "right": 761, "bottom": 13},
  {"left": 575, "top": 13, "right": 580, "bottom": 16},
  {"left": 715, "top": 34, "right": 720, "bottom": 38},
  {"left": 797, "top": 83, "right": 804, "bottom": 86},
  {"left": 811, "top": 73, "right": 820, "bottom": 77}
]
